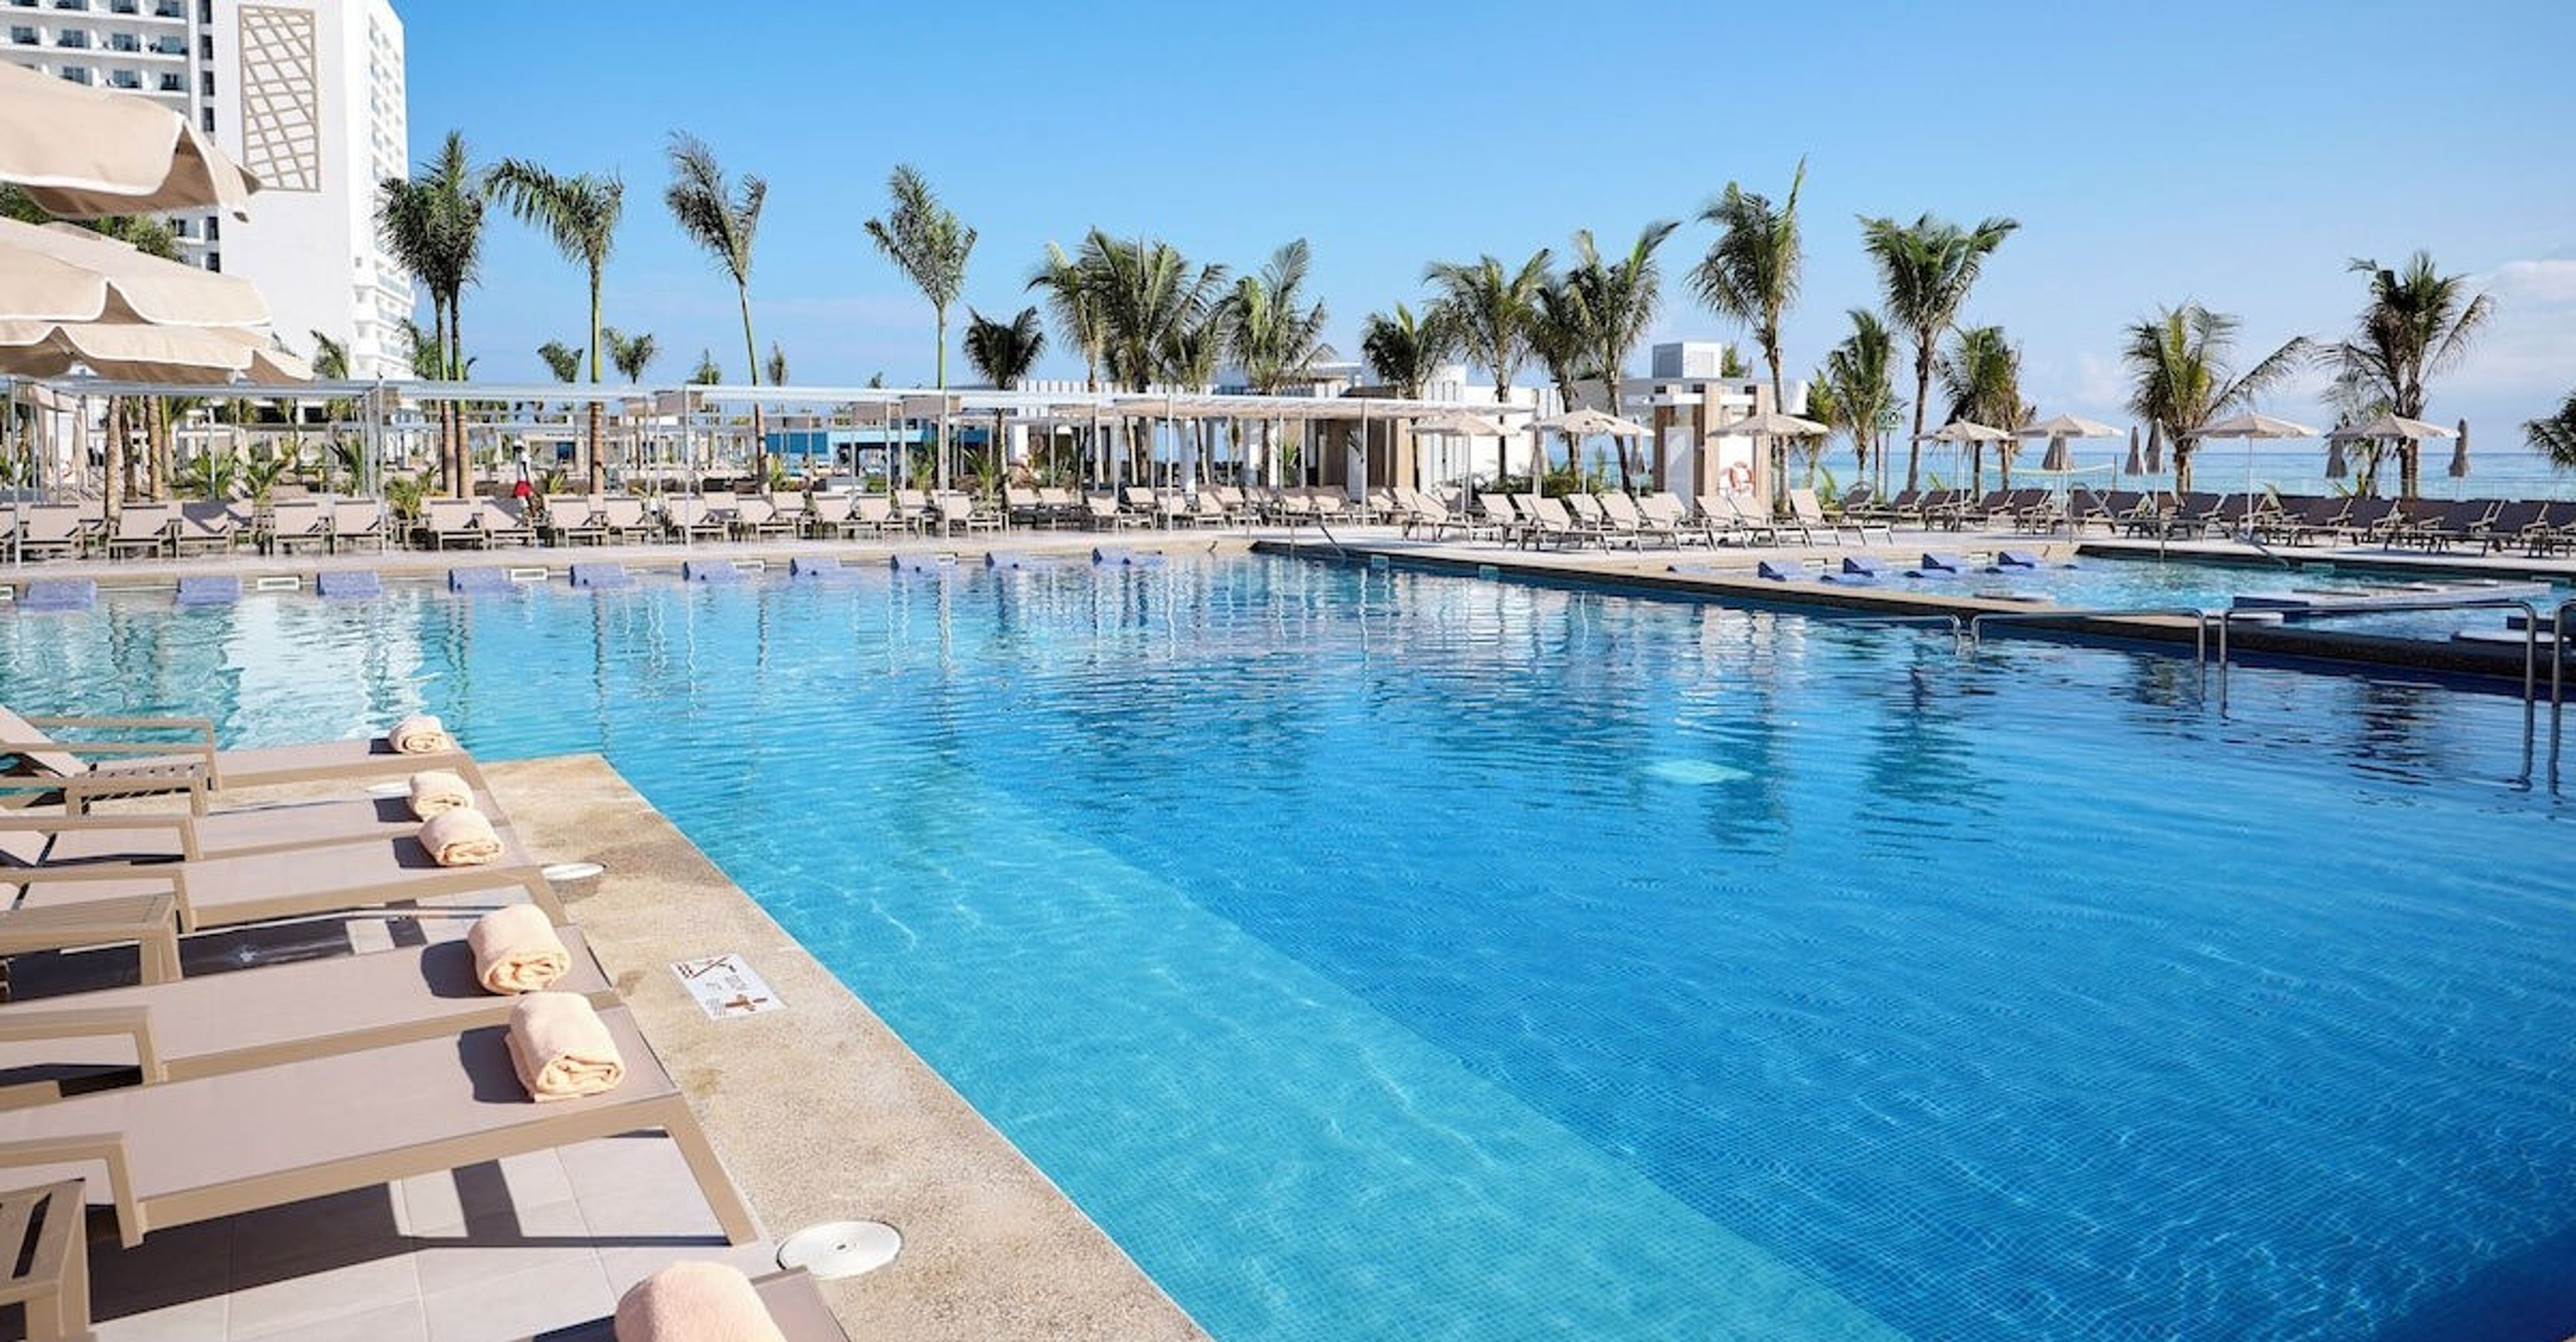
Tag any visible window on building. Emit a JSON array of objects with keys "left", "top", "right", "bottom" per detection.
[
  {"left": 195, "top": 0, "right": 204, "bottom": 17},
  {"left": 203, "top": 215, "right": 217, "bottom": 242},
  {"left": 205, "top": 252, "right": 219, "bottom": 272},
  {"left": 6, "top": 25, "right": 32, "bottom": 42},
  {"left": 196, "top": 68, "right": 209, "bottom": 94},
  {"left": 198, "top": 104, "right": 211, "bottom": 132},
  {"left": 50, "top": 0, "right": 87, "bottom": 9},
  {"left": 156, "top": 70, "right": 178, "bottom": 90},
  {"left": 53, "top": 28, "right": 87, "bottom": 46},
  {"left": 196, "top": 31, "right": 208, "bottom": 58},
  {"left": 58, "top": 65, "right": 89, "bottom": 83},
  {"left": 169, "top": 217, "right": 191, "bottom": 238},
  {"left": 109, "top": 0, "right": 133, "bottom": 9},
  {"left": 4, "top": 1, "right": 32, "bottom": 10},
  {"left": 146, "top": 33, "right": 180, "bottom": 52},
  {"left": 107, "top": 30, "right": 133, "bottom": 49},
  {"left": 107, "top": 68, "right": 136, "bottom": 87},
  {"left": 152, "top": 0, "right": 178, "bottom": 13}
]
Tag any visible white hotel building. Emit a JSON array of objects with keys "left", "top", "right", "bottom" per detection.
[{"left": 4, "top": 0, "right": 413, "bottom": 377}]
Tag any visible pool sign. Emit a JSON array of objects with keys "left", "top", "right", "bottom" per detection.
[{"left": 672, "top": 953, "right": 784, "bottom": 1020}]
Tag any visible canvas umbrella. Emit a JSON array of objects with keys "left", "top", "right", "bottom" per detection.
[
  {"left": 0, "top": 217, "right": 272, "bottom": 327},
  {"left": 1527, "top": 407, "right": 1653, "bottom": 490},
  {"left": 2324, "top": 413, "right": 2450, "bottom": 493},
  {"left": 2018, "top": 413, "right": 2120, "bottom": 473},
  {"left": 1708, "top": 408, "right": 1828, "bottom": 507},
  {"left": 1408, "top": 409, "right": 1511, "bottom": 505},
  {"left": 1914, "top": 419, "right": 2013, "bottom": 491},
  {"left": 2449, "top": 418, "right": 2469, "bottom": 480},
  {"left": 0, "top": 62, "right": 258, "bottom": 219},
  {"left": 2123, "top": 425, "right": 2143, "bottom": 478},
  {"left": 2193, "top": 411, "right": 2316, "bottom": 533}
]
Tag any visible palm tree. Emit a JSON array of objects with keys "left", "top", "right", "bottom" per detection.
[
  {"left": 1818, "top": 309, "right": 1898, "bottom": 493},
  {"left": 765, "top": 342, "right": 788, "bottom": 385},
  {"left": 1692, "top": 158, "right": 1807, "bottom": 495},
  {"left": 663, "top": 132, "right": 767, "bottom": 473},
  {"left": 1564, "top": 222, "right": 1679, "bottom": 491},
  {"left": 604, "top": 327, "right": 658, "bottom": 383},
  {"left": 689, "top": 349, "right": 721, "bottom": 384},
  {"left": 1937, "top": 325, "right": 2027, "bottom": 488},
  {"left": 376, "top": 130, "right": 486, "bottom": 493},
  {"left": 1527, "top": 275, "right": 1596, "bottom": 487},
  {"left": 2326, "top": 251, "right": 2494, "bottom": 497},
  {"left": 1426, "top": 250, "right": 1551, "bottom": 409},
  {"left": 864, "top": 164, "right": 976, "bottom": 486},
  {"left": 965, "top": 306, "right": 1046, "bottom": 480},
  {"left": 1358, "top": 303, "right": 1454, "bottom": 401},
  {"left": 1077, "top": 231, "right": 1227, "bottom": 393},
  {"left": 487, "top": 160, "right": 622, "bottom": 491},
  {"left": 1221, "top": 239, "right": 1332, "bottom": 482},
  {"left": 2527, "top": 391, "right": 2576, "bottom": 470},
  {"left": 2121, "top": 303, "right": 2310, "bottom": 491},
  {"left": 1028, "top": 241, "right": 1107, "bottom": 392},
  {"left": 1859, "top": 211, "right": 2019, "bottom": 490},
  {"left": 537, "top": 340, "right": 582, "bottom": 382}
]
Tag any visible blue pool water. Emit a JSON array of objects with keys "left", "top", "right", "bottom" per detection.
[{"left": 4, "top": 560, "right": 2573, "bottom": 1340}]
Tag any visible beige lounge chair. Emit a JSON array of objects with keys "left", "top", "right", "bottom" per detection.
[
  {"left": 0, "top": 707, "right": 486, "bottom": 814},
  {"left": 535, "top": 1268, "right": 849, "bottom": 1342},
  {"left": 12, "top": 505, "right": 87, "bottom": 562},
  {"left": 24, "top": 784, "right": 506, "bottom": 864},
  {"left": 101, "top": 502, "right": 178, "bottom": 560},
  {"left": 262, "top": 498, "right": 331, "bottom": 555},
  {"left": 0, "top": 1004, "right": 756, "bottom": 1247},
  {"left": 0, "top": 923, "right": 612, "bottom": 1087},
  {"left": 3, "top": 819, "right": 562, "bottom": 934},
  {"left": 329, "top": 499, "right": 388, "bottom": 553},
  {"left": 0, "top": 1179, "right": 85, "bottom": 1342}
]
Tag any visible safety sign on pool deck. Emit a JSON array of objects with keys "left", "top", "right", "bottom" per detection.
[{"left": 672, "top": 953, "right": 785, "bottom": 1020}]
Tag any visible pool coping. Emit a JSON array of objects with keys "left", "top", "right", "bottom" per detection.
[
  {"left": 1266, "top": 537, "right": 2571, "bottom": 688},
  {"left": 480, "top": 753, "right": 1211, "bottom": 1341}
]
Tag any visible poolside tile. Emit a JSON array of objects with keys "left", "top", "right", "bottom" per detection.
[
  {"left": 409, "top": 1197, "right": 594, "bottom": 1296},
  {"left": 221, "top": 1253, "right": 421, "bottom": 1341},
  {"left": 234, "top": 1298, "right": 429, "bottom": 1342},
  {"left": 419, "top": 1256, "right": 615, "bottom": 1342},
  {"left": 92, "top": 1294, "right": 228, "bottom": 1342}
]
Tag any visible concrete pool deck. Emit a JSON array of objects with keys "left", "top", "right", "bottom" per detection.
[{"left": 46, "top": 756, "right": 1207, "bottom": 1341}]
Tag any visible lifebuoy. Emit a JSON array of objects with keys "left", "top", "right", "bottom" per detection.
[{"left": 1723, "top": 462, "right": 1754, "bottom": 492}]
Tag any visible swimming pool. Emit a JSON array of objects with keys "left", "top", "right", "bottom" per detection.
[{"left": 4, "top": 560, "right": 2571, "bottom": 1340}]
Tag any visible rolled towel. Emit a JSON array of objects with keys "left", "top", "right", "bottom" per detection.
[
  {"left": 614, "top": 1261, "right": 786, "bottom": 1342},
  {"left": 406, "top": 768, "right": 474, "bottom": 819},
  {"left": 506, "top": 991, "right": 625, "bottom": 1102},
  {"left": 467, "top": 904, "right": 571, "bottom": 994},
  {"left": 417, "top": 807, "right": 504, "bottom": 867},
  {"left": 387, "top": 713, "right": 455, "bottom": 754}
]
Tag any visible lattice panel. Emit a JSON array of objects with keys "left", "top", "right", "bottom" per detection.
[{"left": 236, "top": 5, "right": 320, "bottom": 193}]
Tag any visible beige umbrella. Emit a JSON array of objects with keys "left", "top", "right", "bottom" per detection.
[
  {"left": 0, "top": 319, "right": 310, "bottom": 384},
  {"left": 1527, "top": 406, "right": 1653, "bottom": 489},
  {"left": 2324, "top": 412, "right": 2451, "bottom": 488},
  {"left": 0, "top": 63, "right": 258, "bottom": 219},
  {"left": 2194, "top": 411, "right": 2315, "bottom": 529},
  {"left": 1708, "top": 408, "right": 1829, "bottom": 437},
  {"left": 0, "top": 217, "right": 272, "bottom": 327},
  {"left": 2017, "top": 413, "right": 2120, "bottom": 472},
  {"left": 1913, "top": 419, "right": 2012, "bottom": 491}
]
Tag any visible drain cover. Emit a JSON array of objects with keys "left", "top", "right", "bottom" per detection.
[
  {"left": 539, "top": 861, "right": 606, "bottom": 883},
  {"left": 777, "top": 1220, "right": 901, "bottom": 1280}
]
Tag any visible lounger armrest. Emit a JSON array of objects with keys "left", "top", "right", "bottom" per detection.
[
  {"left": 25, "top": 715, "right": 216, "bottom": 745},
  {"left": 0, "top": 815, "right": 190, "bottom": 835},
  {"left": 0, "top": 738, "right": 214, "bottom": 760},
  {"left": 5, "top": 862, "right": 184, "bottom": 893},
  {"left": 0, "top": 1134, "right": 136, "bottom": 1245},
  {"left": 0, "top": 1005, "right": 160, "bottom": 1082}
]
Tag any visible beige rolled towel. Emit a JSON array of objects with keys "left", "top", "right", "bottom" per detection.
[
  {"left": 386, "top": 713, "right": 454, "bottom": 754},
  {"left": 613, "top": 1261, "right": 786, "bottom": 1342},
  {"left": 417, "top": 807, "right": 504, "bottom": 867},
  {"left": 406, "top": 768, "right": 474, "bottom": 820},
  {"left": 467, "top": 904, "right": 570, "bottom": 994},
  {"left": 505, "top": 991, "right": 625, "bottom": 1102}
]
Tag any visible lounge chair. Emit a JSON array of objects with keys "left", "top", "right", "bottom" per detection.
[
  {"left": 0, "top": 1179, "right": 85, "bottom": 1342},
  {"left": 804, "top": 492, "right": 856, "bottom": 539},
  {"left": 1515, "top": 495, "right": 1598, "bottom": 550},
  {"left": 1640, "top": 492, "right": 1712, "bottom": 548},
  {"left": 547, "top": 494, "right": 612, "bottom": 546},
  {"left": 101, "top": 503, "right": 178, "bottom": 560},
  {"left": 934, "top": 492, "right": 1002, "bottom": 536},
  {"left": 531, "top": 1268, "right": 849, "bottom": 1342},
  {"left": 0, "top": 1004, "right": 755, "bottom": 1248},
  {"left": 3, "top": 817, "right": 564, "bottom": 933},
  {"left": 480, "top": 499, "right": 539, "bottom": 547},
  {"left": 1790, "top": 487, "right": 1881, "bottom": 544},
  {"left": 417, "top": 499, "right": 484, "bottom": 550},
  {"left": 2397, "top": 498, "right": 2497, "bottom": 552},
  {"left": 12, "top": 506, "right": 87, "bottom": 562},
  {"left": 1085, "top": 494, "right": 1145, "bottom": 531},
  {"left": 329, "top": 499, "right": 388, "bottom": 553},
  {"left": 891, "top": 489, "right": 936, "bottom": 534},
  {"left": 174, "top": 501, "right": 241, "bottom": 556},
  {"left": 0, "top": 706, "right": 486, "bottom": 815},
  {"left": 28, "top": 784, "right": 506, "bottom": 863},
  {"left": 0, "top": 923, "right": 613, "bottom": 1086},
  {"left": 261, "top": 498, "right": 331, "bottom": 555},
  {"left": 597, "top": 495, "right": 652, "bottom": 544},
  {"left": 2467, "top": 499, "right": 2550, "bottom": 555}
]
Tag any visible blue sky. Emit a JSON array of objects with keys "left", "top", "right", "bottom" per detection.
[{"left": 407, "top": 0, "right": 2576, "bottom": 437}]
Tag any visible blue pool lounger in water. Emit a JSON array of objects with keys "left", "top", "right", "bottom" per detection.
[
  {"left": 888, "top": 554, "right": 948, "bottom": 574},
  {"left": 1756, "top": 560, "right": 1807, "bottom": 581},
  {"left": 15, "top": 579, "right": 94, "bottom": 612},
  {"left": 175, "top": 575, "right": 242, "bottom": 607},
  {"left": 447, "top": 567, "right": 513, "bottom": 594},
  {"left": 316, "top": 570, "right": 381, "bottom": 599},
  {"left": 569, "top": 563, "right": 635, "bottom": 589},
  {"left": 1912, "top": 553, "right": 1966, "bottom": 575},
  {"left": 682, "top": 560, "right": 747, "bottom": 583},
  {"left": 1993, "top": 550, "right": 2044, "bottom": 570}
]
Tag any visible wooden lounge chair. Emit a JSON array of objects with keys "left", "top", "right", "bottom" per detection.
[
  {"left": 803, "top": 492, "right": 855, "bottom": 539},
  {"left": 480, "top": 499, "right": 539, "bottom": 547},
  {"left": 0, "top": 1004, "right": 756, "bottom": 1248},
  {"left": 547, "top": 494, "right": 612, "bottom": 546},
  {"left": 3, "top": 818, "right": 565, "bottom": 933},
  {"left": 417, "top": 499, "right": 484, "bottom": 550},
  {"left": 0, "top": 924, "right": 613, "bottom": 1087},
  {"left": 174, "top": 502, "right": 241, "bottom": 556},
  {"left": 0, "top": 707, "right": 486, "bottom": 814}
]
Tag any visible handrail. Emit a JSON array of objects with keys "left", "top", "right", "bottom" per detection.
[
  {"left": 2213, "top": 594, "right": 2551, "bottom": 786},
  {"left": 2551, "top": 598, "right": 2574, "bottom": 790}
]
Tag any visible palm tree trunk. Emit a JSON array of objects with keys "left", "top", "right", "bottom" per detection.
[
  {"left": 2399, "top": 442, "right": 2420, "bottom": 499},
  {"left": 737, "top": 284, "right": 763, "bottom": 484},
  {"left": 933, "top": 308, "right": 949, "bottom": 493},
  {"left": 586, "top": 269, "right": 606, "bottom": 493},
  {"left": 2175, "top": 442, "right": 2194, "bottom": 493},
  {"left": 104, "top": 398, "right": 127, "bottom": 505},
  {"left": 1907, "top": 352, "right": 1931, "bottom": 492}
]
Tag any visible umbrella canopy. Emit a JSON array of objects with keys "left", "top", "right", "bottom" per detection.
[
  {"left": 2193, "top": 411, "right": 2315, "bottom": 440},
  {"left": 0, "top": 62, "right": 258, "bottom": 219},
  {"left": 0, "top": 319, "right": 309, "bottom": 384},
  {"left": 1528, "top": 407, "right": 1652, "bottom": 437},
  {"left": 2449, "top": 417, "right": 2469, "bottom": 478},
  {"left": 2145, "top": 421, "right": 2164, "bottom": 474},
  {"left": 1915, "top": 419, "right": 2015, "bottom": 444},
  {"left": 1707, "top": 409, "right": 1829, "bottom": 437},
  {"left": 2123, "top": 425, "right": 2144, "bottom": 476},
  {"left": 1410, "top": 409, "right": 1513, "bottom": 437},
  {"left": 0, "top": 217, "right": 273, "bottom": 326},
  {"left": 2017, "top": 413, "right": 2121, "bottom": 440},
  {"left": 2324, "top": 413, "right": 2452, "bottom": 442}
]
